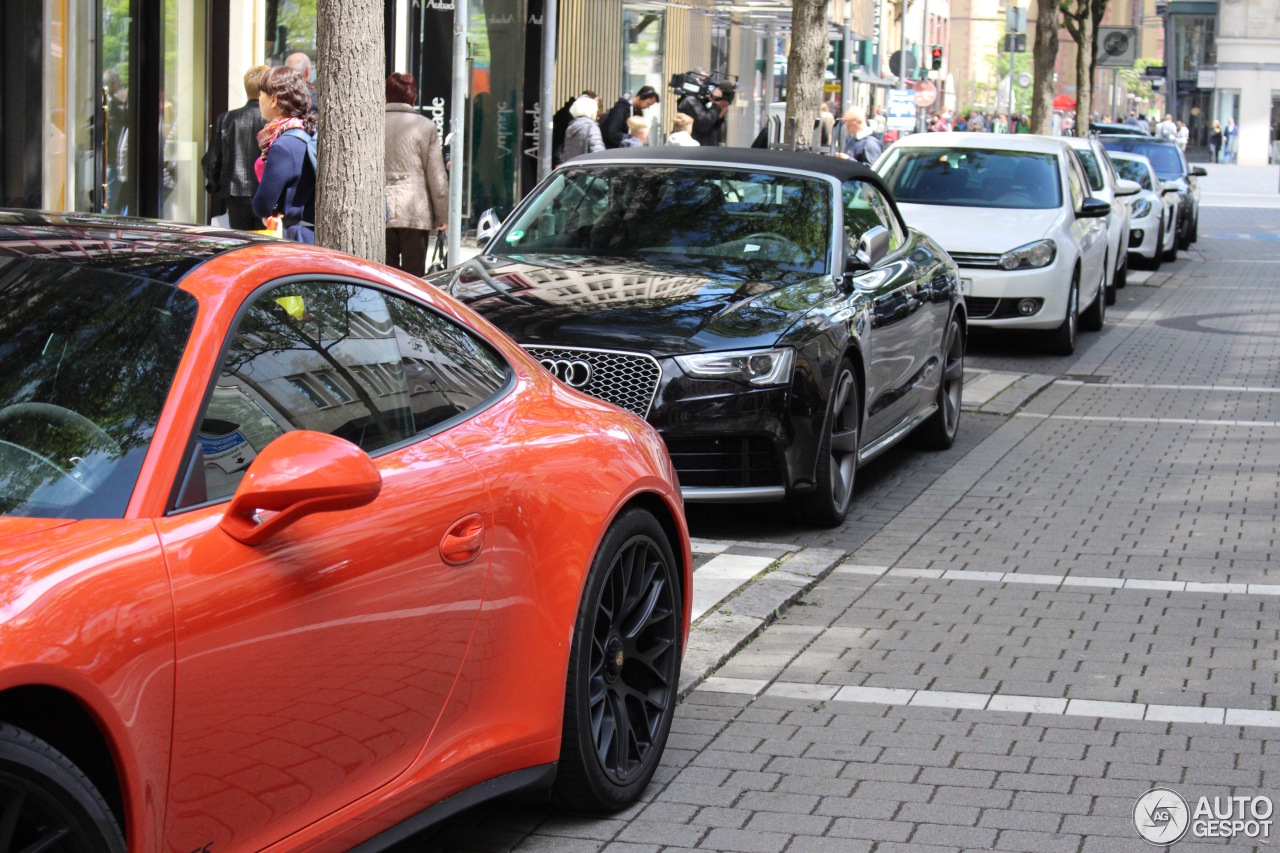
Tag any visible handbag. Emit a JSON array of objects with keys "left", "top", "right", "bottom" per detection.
[{"left": 426, "top": 234, "right": 448, "bottom": 275}]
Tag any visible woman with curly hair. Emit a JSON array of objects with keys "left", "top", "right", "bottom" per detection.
[{"left": 252, "top": 66, "right": 317, "bottom": 243}]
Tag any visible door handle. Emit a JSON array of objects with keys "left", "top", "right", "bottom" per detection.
[{"left": 440, "top": 513, "right": 485, "bottom": 566}]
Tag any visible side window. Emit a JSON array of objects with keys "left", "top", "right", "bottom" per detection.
[
  {"left": 190, "top": 280, "right": 506, "bottom": 504},
  {"left": 842, "top": 180, "right": 906, "bottom": 253},
  {"left": 1065, "top": 155, "right": 1086, "bottom": 211}
]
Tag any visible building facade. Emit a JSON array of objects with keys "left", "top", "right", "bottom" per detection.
[{"left": 1209, "top": 0, "right": 1280, "bottom": 164}]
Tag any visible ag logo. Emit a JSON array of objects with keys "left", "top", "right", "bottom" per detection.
[{"left": 1135, "top": 788, "right": 1190, "bottom": 845}]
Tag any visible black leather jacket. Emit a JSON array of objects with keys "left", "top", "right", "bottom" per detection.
[{"left": 203, "top": 100, "right": 266, "bottom": 199}]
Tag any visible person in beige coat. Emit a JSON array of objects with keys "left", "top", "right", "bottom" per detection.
[{"left": 385, "top": 72, "right": 448, "bottom": 275}]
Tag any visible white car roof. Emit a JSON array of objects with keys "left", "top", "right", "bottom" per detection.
[{"left": 886, "top": 132, "right": 1072, "bottom": 156}]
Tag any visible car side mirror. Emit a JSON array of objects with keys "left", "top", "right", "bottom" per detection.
[
  {"left": 1161, "top": 184, "right": 1181, "bottom": 194},
  {"left": 220, "top": 430, "right": 382, "bottom": 546},
  {"left": 846, "top": 225, "right": 891, "bottom": 272},
  {"left": 1190, "top": 166, "right": 1207, "bottom": 177},
  {"left": 476, "top": 208, "right": 502, "bottom": 247},
  {"left": 1077, "top": 197, "right": 1111, "bottom": 219},
  {"left": 1114, "top": 178, "right": 1142, "bottom": 197}
]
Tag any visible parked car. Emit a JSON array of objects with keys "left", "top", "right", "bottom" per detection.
[
  {"left": 1106, "top": 150, "right": 1182, "bottom": 268},
  {"left": 1097, "top": 134, "right": 1204, "bottom": 250},
  {"left": 876, "top": 133, "right": 1111, "bottom": 355},
  {"left": 1064, "top": 135, "right": 1141, "bottom": 303},
  {"left": 442, "top": 148, "right": 966, "bottom": 527},
  {"left": 0, "top": 211, "right": 691, "bottom": 853},
  {"left": 1089, "top": 121, "right": 1150, "bottom": 137}
]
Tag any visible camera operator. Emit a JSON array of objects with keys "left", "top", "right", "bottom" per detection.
[{"left": 678, "top": 79, "right": 734, "bottom": 147}]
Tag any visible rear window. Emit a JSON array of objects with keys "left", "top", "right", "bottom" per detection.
[
  {"left": 1099, "top": 138, "right": 1185, "bottom": 181},
  {"left": 879, "top": 148, "right": 1063, "bottom": 210},
  {"left": 0, "top": 259, "right": 197, "bottom": 518}
]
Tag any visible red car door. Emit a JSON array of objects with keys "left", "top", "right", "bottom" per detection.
[{"left": 154, "top": 279, "right": 502, "bottom": 852}]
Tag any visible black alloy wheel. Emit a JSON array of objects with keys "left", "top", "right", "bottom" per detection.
[
  {"left": 556, "top": 509, "right": 681, "bottom": 812},
  {"left": 916, "top": 318, "right": 964, "bottom": 450},
  {"left": 1081, "top": 258, "right": 1107, "bottom": 332},
  {"left": 0, "top": 724, "right": 125, "bottom": 853},
  {"left": 793, "top": 359, "right": 859, "bottom": 528},
  {"left": 1048, "top": 270, "right": 1080, "bottom": 355}
]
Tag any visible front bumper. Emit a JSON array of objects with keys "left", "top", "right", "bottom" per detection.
[
  {"left": 1127, "top": 209, "right": 1162, "bottom": 259},
  {"left": 956, "top": 259, "right": 1072, "bottom": 330}
]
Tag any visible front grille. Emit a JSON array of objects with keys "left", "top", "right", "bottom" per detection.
[
  {"left": 966, "top": 296, "right": 1000, "bottom": 319},
  {"left": 664, "top": 436, "right": 783, "bottom": 489},
  {"left": 523, "top": 345, "right": 661, "bottom": 418},
  {"left": 949, "top": 251, "right": 1002, "bottom": 268}
]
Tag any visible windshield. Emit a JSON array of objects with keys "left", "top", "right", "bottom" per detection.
[
  {"left": 879, "top": 148, "right": 1063, "bottom": 209},
  {"left": 1111, "top": 157, "right": 1153, "bottom": 190},
  {"left": 1099, "top": 138, "right": 1185, "bottom": 181},
  {"left": 0, "top": 259, "right": 197, "bottom": 518},
  {"left": 497, "top": 166, "right": 832, "bottom": 275}
]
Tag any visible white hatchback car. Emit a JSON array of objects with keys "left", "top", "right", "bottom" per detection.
[
  {"left": 1064, "top": 135, "right": 1141, "bottom": 304},
  {"left": 877, "top": 134, "right": 1111, "bottom": 355},
  {"left": 1106, "top": 150, "right": 1181, "bottom": 269}
]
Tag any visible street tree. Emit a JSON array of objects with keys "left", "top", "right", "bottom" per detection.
[
  {"left": 784, "top": 0, "right": 828, "bottom": 146},
  {"left": 1061, "top": 0, "right": 1107, "bottom": 133},
  {"left": 1030, "top": 0, "right": 1060, "bottom": 133},
  {"left": 316, "top": 0, "right": 385, "bottom": 262}
]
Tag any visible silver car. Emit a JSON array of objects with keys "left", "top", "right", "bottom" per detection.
[{"left": 1106, "top": 150, "right": 1181, "bottom": 269}]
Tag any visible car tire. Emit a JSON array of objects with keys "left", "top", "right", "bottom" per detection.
[
  {"left": 0, "top": 723, "right": 126, "bottom": 853},
  {"left": 792, "top": 359, "right": 859, "bottom": 528},
  {"left": 1047, "top": 270, "right": 1080, "bottom": 355},
  {"left": 554, "top": 507, "right": 681, "bottom": 813},
  {"left": 1190, "top": 212, "right": 1199, "bottom": 243},
  {"left": 1149, "top": 218, "right": 1164, "bottom": 271},
  {"left": 1081, "top": 262, "right": 1106, "bottom": 332},
  {"left": 1112, "top": 250, "right": 1126, "bottom": 296},
  {"left": 915, "top": 316, "right": 963, "bottom": 451},
  {"left": 1162, "top": 223, "right": 1179, "bottom": 263},
  {"left": 1177, "top": 217, "right": 1191, "bottom": 251}
]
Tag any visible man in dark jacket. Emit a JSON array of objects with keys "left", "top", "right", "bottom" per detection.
[
  {"left": 203, "top": 66, "right": 269, "bottom": 230},
  {"left": 678, "top": 82, "right": 733, "bottom": 147},
  {"left": 600, "top": 86, "right": 660, "bottom": 148}
]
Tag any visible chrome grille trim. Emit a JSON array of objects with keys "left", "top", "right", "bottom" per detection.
[
  {"left": 948, "top": 251, "right": 1001, "bottom": 268},
  {"left": 522, "top": 345, "right": 662, "bottom": 418}
]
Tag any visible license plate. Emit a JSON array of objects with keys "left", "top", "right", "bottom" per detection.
[{"left": 960, "top": 278, "right": 973, "bottom": 296}]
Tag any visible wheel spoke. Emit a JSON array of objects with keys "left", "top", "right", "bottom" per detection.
[
  {"left": 17, "top": 826, "right": 69, "bottom": 853},
  {"left": 830, "top": 427, "right": 858, "bottom": 455},
  {"left": 0, "top": 786, "right": 25, "bottom": 853},
  {"left": 944, "top": 357, "right": 963, "bottom": 383},
  {"left": 622, "top": 575, "right": 662, "bottom": 640}
]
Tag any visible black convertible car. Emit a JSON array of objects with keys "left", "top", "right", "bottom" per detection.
[{"left": 436, "top": 148, "right": 965, "bottom": 525}]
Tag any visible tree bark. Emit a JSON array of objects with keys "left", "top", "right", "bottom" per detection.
[
  {"left": 1030, "top": 0, "right": 1059, "bottom": 134},
  {"left": 1060, "top": 0, "right": 1092, "bottom": 134},
  {"left": 316, "top": 0, "right": 386, "bottom": 262},
  {"left": 784, "top": 0, "right": 829, "bottom": 147},
  {"left": 1087, "top": 0, "right": 1107, "bottom": 118}
]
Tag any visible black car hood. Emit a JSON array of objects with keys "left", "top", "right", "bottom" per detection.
[{"left": 444, "top": 253, "right": 839, "bottom": 356}]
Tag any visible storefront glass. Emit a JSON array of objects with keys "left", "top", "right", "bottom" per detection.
[
  {"left": 1172, "top": 15, "right": 1216, "bottom": 147},
  {"left": 623, "top": 9, "right": 665, "bottom": 137},
  {"left": 161, "top": 0, "right": 208, "bottom": 223},
  {"left": 466, "top": 0, "right": 525, "bottom": 225},
  {"left": 265, "top": 0, "right": 318, "bottom": 67}
]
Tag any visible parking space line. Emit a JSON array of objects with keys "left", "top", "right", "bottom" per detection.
[
  {"left": 728, "top": 679, "right": 1280, "bottom": 729},
  {"left": 691, "top": 552, "right": 778, "bottom": 622},
  {"left": 1054, "top": 380, "right": 1280, "bottom": 393},
  {"left": 873, "top": 566, "right": 1280, "bottom": 596},
  {"left": 1016, "top": 412, "right": 1280, "bottom": 428}
]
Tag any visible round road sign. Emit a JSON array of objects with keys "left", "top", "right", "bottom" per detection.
[{"left": 912, "top": 80, "right": 937, "bottom": 108}]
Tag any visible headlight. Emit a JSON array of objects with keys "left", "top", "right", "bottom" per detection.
[
  {"left": 675, "top": 347, "right": 795, "bottom": 386},
  {"left": 998, "top": 239, "right": 1057, "bottom": 271},
  {"left": 1130, "top": 198, "right": 1152, "bottom": 219}
]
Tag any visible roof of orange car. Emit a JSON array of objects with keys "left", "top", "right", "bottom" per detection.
[{"left": 0, "top": 210, "right": 276, "bottom": 284}]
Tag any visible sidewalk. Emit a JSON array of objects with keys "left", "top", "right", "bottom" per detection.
[{"left": 1197, "top": 162, "right": 1280, "bottom": 208}]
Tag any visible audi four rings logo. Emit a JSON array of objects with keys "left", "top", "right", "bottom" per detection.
[{"left": 540, "top": 358, "right": 593, "bottom": 388}]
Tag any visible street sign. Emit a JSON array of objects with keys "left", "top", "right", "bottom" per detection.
[
  {"left": 1096, "top": 27, "right": 1138, "bottom": 67},
  {"left": 1005, "top": 6, "right": 1027, "bottom": 33},
  {"left": 886, "top": 89, "right": 917, "bottom": 132},
  {"left": 1144, "top": 64, "right": 1166, "bottom": 77},
  {"left": 1197, "top": 68, "right": 1216, "bottom": 88},
  {"left": 1002, "top": 33, "right": 1027, "bottom": 53},
  {"left": 912, "top": 80, "right": 937, "bottom": 108}
]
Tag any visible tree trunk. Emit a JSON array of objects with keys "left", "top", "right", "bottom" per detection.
[
  {"left": 1087, "top": 0, "right": 1107, "bottom": 119},
  {"left": 1074, "top": 18, "right": 1092, "bottom": 134},
  {"left": 784, "top": 0, "right": 829, "bottom": 147},
  {"left": 316, "top": 0, "right": 385, "bottom": 262},
  {"left": 1030, "top": 0, "right": 1059, "bottom": 134}
]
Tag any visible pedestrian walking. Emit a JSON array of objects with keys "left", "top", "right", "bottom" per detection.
[
  {"left": 820, "top": 102, "right": 836, "bottom": 146},
  {"left": 384, "top": 72, "right": 449, "bottom": 276},
  {"left": 1224, "top": 118, "right": 1239, "bottom": 163},
  {"left": 202, "top": 65, "right": 269, "bottom": 230},
  {"left": 1175, "top": 120, "right": 1189, "bottom": 151},
  {"left": 551, "top": 89, "right": 597, "bottom": 166},
  {"left": 251, "top": 66, "right": 317, "bottom": 243},
  {"left": 1210, "top": 120, "right": 1223, "bottom": 163},
  {"left": 668, "top": 113, "right": 699, "bottom": 146},
  {"left": 619, "top": 116, "right": 650, "bottom": 148},
  {"left": 1156, "top": 114, "right": 1177, "bottom": 140},
  {"left": 600, "top": 86, "right": 660, "bottom": 149},
  {"left": 837, "top": 107, "right": 882, "bottom": 165},
  {"left": 561, "top": 94, "right": 604, "bottom": 161}
]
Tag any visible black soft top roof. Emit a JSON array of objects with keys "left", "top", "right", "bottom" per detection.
[
  {"left": 569, "top": 147, "right": 890, "bottom": 192},
  {"left": 0, "top": 210, "right": 274, "bottom": 284}
]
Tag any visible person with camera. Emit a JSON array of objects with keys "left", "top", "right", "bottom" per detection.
[
  {"left": 677, "top": 77, "right": 733, "bottom": 147},
  {"left": 601, "top": 86, "right": 660, "bottom": 149}
]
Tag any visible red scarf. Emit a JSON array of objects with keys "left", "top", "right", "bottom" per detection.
[{"left": 257, "top": 115, "right": 306, "bottom": 157}]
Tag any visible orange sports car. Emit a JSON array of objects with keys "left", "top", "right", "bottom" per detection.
[{"left": 0, "top": 212, "right": 691, "bottom": 853}]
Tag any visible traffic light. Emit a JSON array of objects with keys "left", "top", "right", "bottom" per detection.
[{"left": 931, "top": 45, "right": 943, "bottom": 70}]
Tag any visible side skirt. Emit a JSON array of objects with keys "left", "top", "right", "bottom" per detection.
[
  {"left": 857, "top": 407, "right": 935, "bottom": 464},
  {"left": 347, "top": 763, "right": 559, "bottom": 853}
]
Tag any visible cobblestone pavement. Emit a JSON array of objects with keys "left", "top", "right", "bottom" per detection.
[{"left": 387, "top": 193, "right": 1280, "bottom": 852}]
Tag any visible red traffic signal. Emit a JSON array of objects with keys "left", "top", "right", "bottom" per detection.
[{"left": 931, "top": 45, "right": 943, "bottom": 70}]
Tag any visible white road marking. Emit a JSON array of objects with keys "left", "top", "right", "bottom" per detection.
[
  {"left": 691, "top": 552, "right": 778, "bottom": 622},
  {"left": 1055, "top": 380, "right": 1280, "bottom": 393},
  {"left": 878, "top": 567, "right": 1280, "bottom": 596},
  {"left": 1016, "top": 413, "right": 1280, "bottom": 428}
]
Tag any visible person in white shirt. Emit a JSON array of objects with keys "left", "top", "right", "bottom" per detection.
[
  {"left": 1175, "top": 120, "right": 1189, "bottom": 150},
  {"left": 668, "top": 113, "right": 700, "bottom": 146},
  {"left": 1156, "top": 114, "right": 1177, "bottom": 140}
]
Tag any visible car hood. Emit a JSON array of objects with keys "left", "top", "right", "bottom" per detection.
[
  {"left": 443, "top": 254, "right": 838, "bottom": 355},
  {"left": 0, "top": 517, "right": 76, "bottom": 547},
  {"left": 895, "top": 204, "right": 1066, "bottom": 254}
]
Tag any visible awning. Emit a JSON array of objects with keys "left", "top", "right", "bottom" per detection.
[{"left": 1053, "top": 94, "right": 1077, "bottom": 110}]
